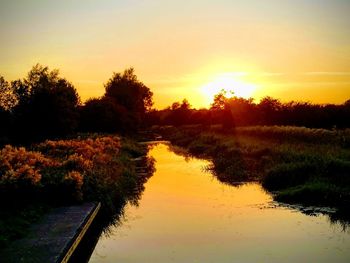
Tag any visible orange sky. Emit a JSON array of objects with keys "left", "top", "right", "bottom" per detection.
[{"left": 0, "top": 0, "right": 349, "bottom": 109}]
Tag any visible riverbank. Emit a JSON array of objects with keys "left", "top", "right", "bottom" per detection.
[
  {"left": 155, "top": 125, "right": 350, "bottom": 209},
  {"left": 0, "top": 134, "right": 155, "bottom": 249}
]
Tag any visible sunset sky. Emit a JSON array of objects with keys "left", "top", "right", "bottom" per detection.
[{"left": 1, "top": 0, "right": 349, "bottom": 109}]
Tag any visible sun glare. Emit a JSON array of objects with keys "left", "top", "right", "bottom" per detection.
[{"left": 200, "top": 74, "right": 257, "bottom": 105}]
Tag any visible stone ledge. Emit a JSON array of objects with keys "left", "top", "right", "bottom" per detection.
[{"left": 0, "top": 202, "right": 100, "bottom": 263}]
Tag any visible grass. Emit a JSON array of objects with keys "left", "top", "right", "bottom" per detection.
[
  {"left": 156, "top": 125, "right": 350, "bottom": 208},
  {"left": 274, "top": 181, "right": 346, "bottom": 206}
]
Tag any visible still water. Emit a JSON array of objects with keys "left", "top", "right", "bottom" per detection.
[{"left": 89, "top": 143, "right": 350, "bottom": 263}]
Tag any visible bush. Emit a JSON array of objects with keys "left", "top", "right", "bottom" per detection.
[
  {"left": 275, "top": 182, "right": 348, "bottom": 206},
  {"left": 324, "top": 159, "right": 350, "bottom": 184},
  {"left": 0, "top": 136, "right": 121, "bottom": 204},
  {"left": 262, "top": 162, "right": 318, "bottom": 191}
]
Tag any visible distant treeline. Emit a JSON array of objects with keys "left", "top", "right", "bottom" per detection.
[
  {"left": 0, "top": 64, "right": 153, "bottom": 145},
  {"left": 1, "top": 64, "right": 350, "bottom": 145},
  {"left": 147, "top": 94, "right": 350, "bottom": 129}
]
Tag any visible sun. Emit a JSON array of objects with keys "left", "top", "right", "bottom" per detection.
[{"left": 200, "top": 73, "right": 257, "bottom": 105}]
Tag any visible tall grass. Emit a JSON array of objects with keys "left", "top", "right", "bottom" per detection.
[
  {"left": 156, "top": 125, "right": 350, "bottom": 208},
  {"left": 211, "top": 125, "right": 350, "bottom": 146}
]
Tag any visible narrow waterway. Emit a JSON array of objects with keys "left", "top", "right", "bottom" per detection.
[{"left": 89, "top": 143, "right": 350, "bottom": 263}]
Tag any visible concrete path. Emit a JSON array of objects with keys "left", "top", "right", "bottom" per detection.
[{"left": 0, "top": 202, "right": 100, "bottom": 263}]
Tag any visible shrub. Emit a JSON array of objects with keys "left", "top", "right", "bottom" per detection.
[
  {"left": 275, "top": 182, "right": 347, "bottom": 206},
  {"left": 0, "top": 136, "right": 122, "bottom": 203},
  {"left": 262, "top": 162, "right": 318, "bottom": 191}
]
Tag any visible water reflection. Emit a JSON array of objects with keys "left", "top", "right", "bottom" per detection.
[
  {"left": 89, "top": 143, "right": 350, "bottom": 263},
  {"left": 166, "top": 142, "right": 350, "bottom": 229},
  {"left": 70, "top": 153, "right": 155, "bottom": 263}
]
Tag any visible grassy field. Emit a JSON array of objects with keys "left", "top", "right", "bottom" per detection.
[
  {"left": 156, "top": 125, "right": 350, "bottom": 209},
  {"left": 0, "top": 135, "right": 154, "bottom": 247}
]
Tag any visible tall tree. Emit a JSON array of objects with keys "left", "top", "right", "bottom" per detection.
[
  {"left": 104, "top": 67, "right": 153, "bottom": 129},
  {"left": 0, "top": 76, "right": 17, "bottom": 111},
  {"left": 0, "top": 76, "right": 15, "bottom": 144},
  {"left": 12, "top": 64, "right": 80, "bottom": 142},
  {"left": 79, "top": 97, "right": 131, "bottom": 133}
]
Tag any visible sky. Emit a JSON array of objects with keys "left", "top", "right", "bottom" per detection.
[{"left": 0, "top": 0, "right": 349, "bottom": 109}]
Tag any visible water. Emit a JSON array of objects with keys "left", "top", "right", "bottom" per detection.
[{"left": 89, "top": 143, "right": 350, "bottom": 263}]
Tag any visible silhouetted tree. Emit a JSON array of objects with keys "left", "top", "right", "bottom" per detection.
[
  {"left": 151, "top": 91, "right": 350, "bottom": 129},
  {"left": 104, "top": 68, "right": 153, "bottom": 130},
  {"left": 257, "top": 97, "right": 282, "bottom": 125},
  {"left": 211, "top": 92, "right": 226, "bottom": 110},
  {"left": 0, "top": 76, "right": 15, "bottom": 145},
  {"left": 226, "top": 97, "right": 256, "bottom": 126},
  {"left": 79, "top": 97, "right": 132, "bottom": 133},
  {"left": 11, "top": 64, "right": 80, "bottom": 142},
  {"left": 0, "top": 108, "right": 11, "bottom": 146},
  {"left": 0, "top": 76, "right": 17, "bottom": 111},
  {"left": 221, "top": 102, "right": 235, "bottom": 130},
  {"left": 165, "top": 99, "right": 192, "bottom": 126}
]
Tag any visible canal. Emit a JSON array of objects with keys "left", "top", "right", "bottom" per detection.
[{"left": 89, "top": 142, "right": 350, "bottom": 262}]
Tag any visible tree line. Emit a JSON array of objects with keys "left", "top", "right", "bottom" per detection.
[
  {"left": 147, "top": 93, "right": 350, "bottom": 129},
  {"left": 0, "top": 64, "right": 153, "bottom": 145},
  {"left": 1, "top": 64, "right": 349, "bottom": 145}
]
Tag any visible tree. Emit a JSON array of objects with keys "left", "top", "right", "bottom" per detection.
[
  {"left": 210, "top": 92, "right": 227, "bottom": 110},
  {"left": 12, "top": 64, "right": 80, "bottom": 142},
  {"left": 171, "top": 102, "right": 181, "bottom": 110},
  {"left": 0, "top": 76, "right": 17, "bottom": 111},
  {"left": 221, "top": 102, "right": 235, "bottom": 130},
  {"left": 166, "top": 99, "right": 192, "bottom": 126},
  {"left": 104, "top": 68, "right": 153, "bottom": 129},
  {"left": 0, "top": 76, "right": 15, "bottom": 144},
  {"left": 79, "top": 97, "right": 132, "bottom": 133},
  {"left": 257, "top": 96, "right": 282, "bottom": 125},
  {"left": 226, "top": 97, "right": 256, "bottom": 126}
]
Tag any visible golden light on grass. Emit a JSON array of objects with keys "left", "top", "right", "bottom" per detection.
[{"left": 200, "top": 73, "right": 257, "bottom": 105}]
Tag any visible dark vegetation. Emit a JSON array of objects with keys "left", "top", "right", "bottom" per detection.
[
  {"left": 1, "top": 65, "right": 349, "bottom": 145},
  {"left": 147, "top": 93, "right": 350, "bottom": 129},
  {"left": 0, "top": 65, "right": 155, "bottom": 247},
  {"left": 0, "top": 64, "right": 153, "bottom": 145},
  {"left": 157, "top": 125, "right": 350, "bottom": 209},
  {"left": 0, "top": 135, "right": 154, "bottom": 247},
  {"left": 1, "top": 64, "right": 350, "bottom": 246}
]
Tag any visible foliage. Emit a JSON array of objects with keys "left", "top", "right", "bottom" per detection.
[
  {"left": 262, "top": 162, "right": 317, "bottom": 191},
  {"left": 149, "top": 93, "right": 350, "bottom": 129},
  {"left": 274, "top": 182, "right": 349, "bottom": 207},
  {"left": 78, "top": 67, "right": 154, "bottom": 134},
  {"left": 0, "top": 76, "right": 15, "bottom": 145},
  {"left": 162, "top": 99, "right": 192, "bottom": 126},
  {"left": 0, "top": 136, "right": 121, "bottom": 202},
  {"left": 103, "top": 67, "right": 153, "bottom": 131},
  {"left": 79, "top": 97, "right": 129, "bottom": 133},
  {"left": 10, "top": 64, "right": 80, "bottom": 142},
  {"left": 226, "top": 125, "right": 350, "bottom": 146},
  {"left": 0, "top": 145, "right": 54, "bottom": 186},
  {"left": 0, "top": 76, "right": 17, "bottom": 111},
  {"left": 157, "top": 125, "right": 350, "bottom": 207},
  {"left": 1, "top": 65, "right": 155, "bottom": 142},
  {"left": 0, "top": 135, "right": 155, "bottom": 246}
]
